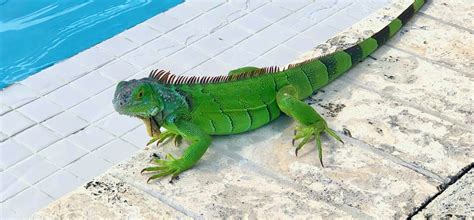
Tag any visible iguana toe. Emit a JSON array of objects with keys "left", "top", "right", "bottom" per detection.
[{"left": 142, "top": 154, "right": 186, "bottom": 183}]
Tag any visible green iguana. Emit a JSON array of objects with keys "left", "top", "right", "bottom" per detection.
[{"left": 113, "top": 0, "right": 425, "bottom": 182}]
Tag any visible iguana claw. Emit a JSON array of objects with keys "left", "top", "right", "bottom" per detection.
[
  {"left": 156, "top": 130, "right": 183, "bottom": 147},
  {"left": 141, "top": 153, "right": 185, "bottom": 183},
  {"left": 292, "top": 124, "right": 343, "bottom": 167}
]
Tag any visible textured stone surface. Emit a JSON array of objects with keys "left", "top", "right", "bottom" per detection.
[
  {"left": 105, "top": 149, "right": 352, "bottom": 219},
  {"left": 388, "top": 16, "right": 474, "bottom": 76},
  {"left": 347, "top": 47, "right": 473, "bottom": 127},
  {"left": 420, "top": 0, "right": 474, "bottom": 30},
  {"left": 415, "top": 168, "right": 474, "bottom": 219},
  {"left": 34, "top": 174, "right": 186, "bottom": 219}
]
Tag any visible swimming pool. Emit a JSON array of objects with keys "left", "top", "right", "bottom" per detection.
[{"left": 0, "top": 0, "right": 183, "bottom": 89}]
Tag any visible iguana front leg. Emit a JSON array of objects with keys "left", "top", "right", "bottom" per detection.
[
  {"left": 143, "top": 117, "right": 183, "bottom": 147},
  {"left": 141, "top": 116, "right": 211, "bottom": 182},
  {"left": 276, "top": 85, "right": 343, "bottom": 166}
]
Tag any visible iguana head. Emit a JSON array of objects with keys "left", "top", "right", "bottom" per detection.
[{"left": 112, "top": 79, "right": 163, "bottom": 118}]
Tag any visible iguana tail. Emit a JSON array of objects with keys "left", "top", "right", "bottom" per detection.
[{"left": 297, "top": 0, "right": 426, "bottom": 92}]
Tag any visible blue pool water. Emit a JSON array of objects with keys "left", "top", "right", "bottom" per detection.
[{"left": 0, "top": 0, "right": 183, "bottom": 89}]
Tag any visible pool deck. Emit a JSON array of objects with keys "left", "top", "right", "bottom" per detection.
[{"left": 1, "top": 0, "right": 473, "bottom": 218}]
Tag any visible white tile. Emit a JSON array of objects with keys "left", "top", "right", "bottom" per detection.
[
  {"left": 16, "top": 98, "right": 63, "bottom": 123},
  {"left": 9, "top": 155, "right": 58, "bottom": 185},
  {"left": 70, "top": 88, "right": 115, "bottom": 123},
  {"left": 99, "top": 35, "right": 139, "bottom": 57},
  {"left": 42, "top": 112, "right": 88, "bottom": 137},
  {"left": 96, "top": 112, "right": 141, "bottom": 137},
  {"left": 186, "top": 1, "right": 224, "bottom": 12},
  {"left": 74, "top": 46, "right": 114, "bottom": 72},
  {"left": 68, "top": 126, "right": 114, "bottom": 151},
  {"left": 189, "top": 58, "right": 231, "bottom": 77},
  {"left": 263, "top": 45, "right": 300, "bottom": 66},
  {"left": 207, "top": 3, "right": 247, "bottom": 22},
  {"left": 146, "top": 14, "right": 183, "bottom": 33},
  {"left": 51, "top": 59, "right": 90, "bottom": 82},
  {"left": 324, "top": 12, "right": 359, "bottom": 31},
  {"left": 298, "top": 0, "right": 352, "bottom": 23},
  {"left": 95, "top": 139, "right": 139, "bottom": 164},
  {"left": 3, "top": 187, "right": 53, "bottom": 216},
  {"left": 215, "top": 46, "right": 259, "bottom": 69},
  {"left": 121, "top": 125, "right": 149, "bottom": 148},
  {"left": 213, "top": 23, "right": 252, "bottom": 46},
  {"left": 0, "top": 111, "right": 34, "bottom": 136},
  {"left": 39, "top": 139, "right": 87, "bottom": 167},
  {"left": 45, "top": 85, "right": 89, "bottom": 109},
  {"left": 187, "top": 13, "right": 226, "bottom": 34},
  {"left": 165, "top": 3, "right": 203, "bottom": 22},
  {"left": 235, "top": 13, "right": 271, "bottom": 33},
  {"left": 166, "top": 23, "right": 207, "bottom": 46},
  {"left": 70, "top": 72, "right": 114, "bottom": 96},
  {"left": 246, "top": 56, "right": 274, "bottom": 67},
  {"left": 123, "top": 36, "right": 184, "bottom": 69},
  {"left": 0, "top": 104, "right": 11, "bottom": 116},
  {"left": 272, "top": 0, "right": 312, "bottom": 11},
  {"left": 99, "top": 59, "right": 139, "bottom": 82},
  {"left": 0, "top": 205, "right": 23, "bottom": 219},
  {"left": 146, "top": 60, "right": 187, "bottom": 75},
  {"left": 120, "top": 23, "right": 162, "bottom": 45},
  {"left": 0, "top": 84, "right": 38, "bottom": 108},
  {"left": 239, "top": 35, "right": 279, "bottom": 55},
  {"left": 229, "top": 0, "right": 267, "bottom": 12},
  {"left": 121, "top": 47, "right": 160, "bottom": 69},
  {"left": 0, "top": 140, "right": 32, "bottom": 169},
  {"left": 0, "top": 171, "right": 29, "bottom": 202},
  {"left": 284, "top": 34, "right": 317, "bottom": 53},
  {"left": 277, "top": 12, "right": 317, "bottom": 32},
  {"left": 37, "top": 170, "right": 83, "bottom": 199},
  {"left": 66, "top": 154, "right": 112, "bottom": 180},
  {"left": 257, "top": 24, "right": 299, "bottom": 45},
  {"left": 253, "top": 3, "right": 292, "bottom": 22},
  {"left": 302, "top": 23, "right": 340, "bottom": 44},
  {"left": 13, "top": 125, "right": 60, "bottom": 153},
  {"left": 193, "top": 35, "right": 233, "bottom": 57},
  {"left": 0, "top": 132, "right": 7, "bottom": 142},
  {"left": 19, "top": 66, "right": 68, "bottom": 95},
  {"left": 145, "top": 36, "right": 186, "bottom": 56},
  {"left": 345, "top": 0, "right": 389, "bottom": 20},
  {"left": 160, "top": 47, "right": 210, "bottom": 72}
]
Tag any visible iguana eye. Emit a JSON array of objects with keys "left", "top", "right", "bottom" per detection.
[{"left": 138, "top": 91, "right": 144, "bottom": 98}]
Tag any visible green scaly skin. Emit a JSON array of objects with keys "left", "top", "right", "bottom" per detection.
[{"left": 112, "top": 0, "right": 425, "bottom": 182}]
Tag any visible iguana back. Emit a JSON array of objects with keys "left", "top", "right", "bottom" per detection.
[{"left": 150, "top": 0, "right": 425, "bottom": 135}]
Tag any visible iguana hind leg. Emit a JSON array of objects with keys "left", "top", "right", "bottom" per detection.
[{"left": 276, "top": 85, "right": 343, "bottom": 166}]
